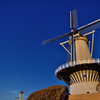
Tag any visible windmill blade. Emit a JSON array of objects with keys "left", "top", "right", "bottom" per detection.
[
  {"left": 73, "top": 9, "right": 78, "bottom": 28},
  {"left": 70, "top": 10, "right": 73, "bottom": 29},
  {"left": 77, "top": 19, "right": 100, "bottom": 34},
  {"left": 42, "top": 32, "right": 72, "bottom": 45},
  {"left": 70, "top": 9, "right": 78, "bottom": 29}
]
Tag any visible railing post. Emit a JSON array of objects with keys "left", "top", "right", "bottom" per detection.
[
  {"left": 88, "top": 59, "right": 89, "bottom": 63},
  {"left": 66, "top": 63, "right": 68, "bottom": 68},
  {"left": 70, "top": 62, "right": 71, "bottom": 66},
  {"left": 98, "top": 59, "right": 99, "bottom": 64},
  {"left": 93, "top": 59, "right": 95, "bottom": 62},
  {"left": 84, "top": 59, "right": 85, "bottom": 63},
  {"left": 60, "top": 66, "right": 61, "bottom": 70},
  {"left": 63, "top": 64, "right": 64, "bottom": 68},
  {"left": 79, "top": 60, "right": 80, "bottom": 64},
  {"left": 73, "top": 61, "right": 74, "bottom": 65}
]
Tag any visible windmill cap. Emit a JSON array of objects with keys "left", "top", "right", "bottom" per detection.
[{"left": 20, "top": 91, "right": 24, "bottom": 94}]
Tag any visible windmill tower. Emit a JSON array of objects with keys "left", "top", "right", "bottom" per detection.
[
  {"left": 42, "top": 9, "right": 100, "bottom": 95},
  {"left": 19, "top": 91, "right": 24, "bottom": 100}
]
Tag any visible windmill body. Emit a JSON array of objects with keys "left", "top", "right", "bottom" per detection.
[
  {"left": 55, "top": 31, "right": 100, "bottom": 95},
  {"left": 42, "top": 9, "right": 100, "bottom": 95},
  {"left": 72, "top": 33, "right": 99, "bottom": 93}
]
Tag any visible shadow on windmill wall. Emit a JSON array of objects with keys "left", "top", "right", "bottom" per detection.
[{"left": 61, "top": 89, "right": 70, "bottom": 100}]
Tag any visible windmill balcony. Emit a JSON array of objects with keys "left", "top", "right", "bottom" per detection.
[{"left": 55, "top": 58, "right": 100, "bottom": 76}]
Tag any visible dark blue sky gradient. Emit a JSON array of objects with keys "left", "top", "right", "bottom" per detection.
[{"left": 0, "top": 0, "right": 100, "bottom": 99}]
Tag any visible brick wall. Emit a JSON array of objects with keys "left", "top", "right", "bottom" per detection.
[{"left": 68, "top": 93, "right": 100, "bottom": 100}]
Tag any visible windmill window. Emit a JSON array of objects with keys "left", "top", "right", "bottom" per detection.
[
  {"left": 87, "top": 91, "right": 90, "bottom": 94},
  {"left": 85, "top": 90, "right": 91, "bottom": 94}
]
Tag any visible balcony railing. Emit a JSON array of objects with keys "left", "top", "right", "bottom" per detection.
[{"left": 55, "top": 58, "right": 100, "bottom": 75}]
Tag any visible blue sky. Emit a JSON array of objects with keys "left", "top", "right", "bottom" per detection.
[{"left": 0, "top": 0, "right": 100, "bottom": 100}]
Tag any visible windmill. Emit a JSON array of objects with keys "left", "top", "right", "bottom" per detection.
[{"left": 42, "top": 9, "right": 100, "bottom": 95}]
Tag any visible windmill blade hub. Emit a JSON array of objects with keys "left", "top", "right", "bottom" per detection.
[{"left": 71, "top": 29, "right": 75, "bottom": 34}]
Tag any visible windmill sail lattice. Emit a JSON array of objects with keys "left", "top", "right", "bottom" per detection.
[{"left": 70, "top": 9, "right": 78, "bottom": 28}]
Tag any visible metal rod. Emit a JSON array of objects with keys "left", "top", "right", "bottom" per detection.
[
  {"left": 91, "top": 32, "right": 94, "bottom": 56},
  {"left": 60, "top": 40, "right": 69, "bottom": 45},
  {"left": 71, "top": 34, "right": 74, "bottom": 62},
  {"left": 89, "top": 41, "right": 90, "bottom": 51},
  {"left": 61, "top": 44, "right": 71, "bottom": 55},
  {"left": 83, "top": 30, "right": 95, "bottom": 36}
]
